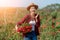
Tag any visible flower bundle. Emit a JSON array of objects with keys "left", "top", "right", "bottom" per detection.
[{"left": 17, "top": 22, "right": 32, "bottom": 33}]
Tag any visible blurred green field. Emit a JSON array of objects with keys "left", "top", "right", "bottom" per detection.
[{"left": 0, "top": 4, "right": 60, "bottom": 40}]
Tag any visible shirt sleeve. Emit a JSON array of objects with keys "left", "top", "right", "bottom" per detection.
[
  {"left": 36, "top": 15, "right": 40, "bottom": 27},
  {"left": 17, "top": 14, "right": 28, "bottom": 25}
]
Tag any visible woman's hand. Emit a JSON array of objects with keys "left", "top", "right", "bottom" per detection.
[
  {"left": 15, "top": 25, "right": 18, "bottom": 31},
  {"left": 35, "top": 14, "right": 38, "bottom": 22},
  {"left": 35, "top": 14, "right": 38, "bottom": 19}
]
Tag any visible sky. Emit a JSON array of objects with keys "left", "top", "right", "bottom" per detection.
[{"left": 0, "top": 0, "right": 60, "bottom": 8}]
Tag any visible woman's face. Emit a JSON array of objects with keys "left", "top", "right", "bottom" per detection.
[{"left": 29, "top": 6, "right": 36, "bottom": 13}]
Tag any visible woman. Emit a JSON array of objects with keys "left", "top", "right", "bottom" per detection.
[{"left": 15, "top": 3, "right": 40, "bottom": 40}]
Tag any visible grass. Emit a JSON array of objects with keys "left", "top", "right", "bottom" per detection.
[{"left": 0, "top": 8, "right": 60, "bottom": 40}]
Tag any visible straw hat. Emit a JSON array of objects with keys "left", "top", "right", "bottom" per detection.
[{"left": 27, "top": 3, "right": 38, "bottom": 11}]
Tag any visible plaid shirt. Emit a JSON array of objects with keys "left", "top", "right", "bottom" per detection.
[{"left": 17, "top": 14, "right": 40, "bottom": 36}]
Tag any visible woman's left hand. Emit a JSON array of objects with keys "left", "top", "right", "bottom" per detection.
[
  {"left": 35, "top": 14, "right": 38, "bottom": 19},
  {"left": 35, "top": 14, "right": 38, "bottom": 22}
]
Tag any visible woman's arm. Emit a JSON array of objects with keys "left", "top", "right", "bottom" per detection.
[
  {"left": 17, "top": 15, "right": 29, "bottom": 25},
  {"left": 35, "top": 14, "right": 40, "bottom": 27},
  {"left": 15, "top": 14, "right": 29, "bottom": 31}
]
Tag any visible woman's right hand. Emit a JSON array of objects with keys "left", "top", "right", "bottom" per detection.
[{"left": 15, "top": 25, "right": 18, "bottom": 31}]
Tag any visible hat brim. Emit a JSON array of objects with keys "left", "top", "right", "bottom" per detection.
[{"left": 27, "top": 5, "right": 38, "bottom": 11}]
